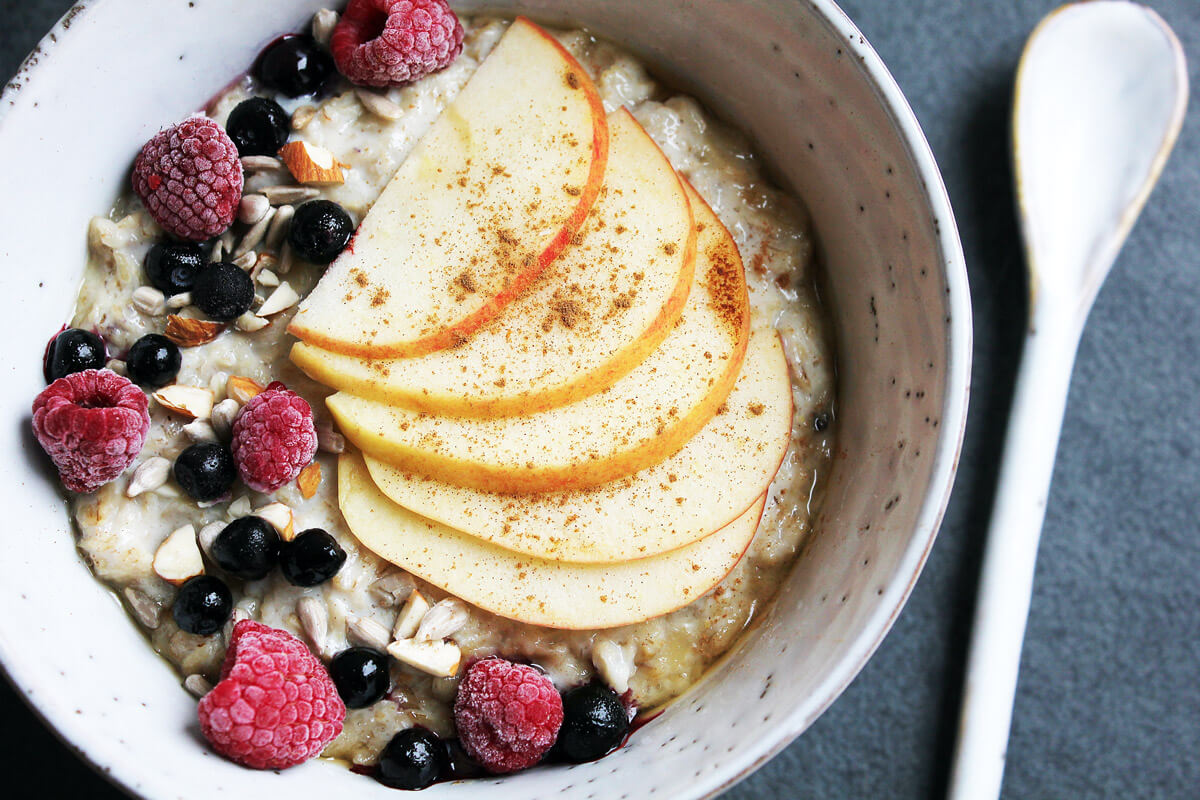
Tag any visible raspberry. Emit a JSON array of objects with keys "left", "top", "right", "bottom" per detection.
[
  {"left": 198, "top": 620, "right": 345, "bottom": 769},
  {"left": 331, "top": 0, "right": 464, "bottom": 88},
  {"left": 32, "top": 369, "right": 150, "bottom": 493},
  {"left": 230, "top": 382, "right": 318, "bottom": 493},
  {"left": 453, "top": 657, "right": 563, "bottom": 774},
  {"left": 132, "top": 116, "right": 243, "bottom": 241}
]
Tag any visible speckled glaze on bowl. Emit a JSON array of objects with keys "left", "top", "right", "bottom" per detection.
[{"left": 0, "top": 1, "right": 969, "bottom": 797}]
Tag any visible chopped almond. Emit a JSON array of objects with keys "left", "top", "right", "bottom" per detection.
[
  {"left": 165, "top": 315, "right": 223, "bottom": 347},
  {"left": 297, "top": 462, "right": 322, "bottom": 499},
  {"left": 152, "top": 385, "right": 214, "bottom": 419},
  {"left": 278, "top": 141, "right": 345, "bottom": 185},
  {"left": 226, "top": 375, "right": 265, "bottom": 405}
]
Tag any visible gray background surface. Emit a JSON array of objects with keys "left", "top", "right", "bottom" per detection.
[{"left": 2, "top": 1, "right": 1198, "bottom": 797}]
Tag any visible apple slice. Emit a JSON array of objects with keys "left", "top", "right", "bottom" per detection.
[
  {"left": 363, "top": 329, "right": 792, "bottom": 563},
  {"left": 338, "top": 452, "right": 766, "bottom": 629},
  {"left": 327, "top": 181, "right": 750, "bottom": 493},
  {"left": 287, "top": 17, "right": 609, "bottom": 358},
  {"left": 291, "top": 109, "right": 695, "bottom": 417}
]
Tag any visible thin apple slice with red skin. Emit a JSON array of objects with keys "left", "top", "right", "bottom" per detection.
[
  {"left": 291, "top": 109, "right": 696, "bottom": 417},
  {"left": 338, "top": 451, "right": 766, "bottom": 630},
  {"left": 326, "top": 180, "right": 751, "bottom": 493},
  {"left": 288, "top": 17, "right": 609, "bottom": 358},
  {"left": 362, "top": 329, "right": 792, "bottom": 563}
]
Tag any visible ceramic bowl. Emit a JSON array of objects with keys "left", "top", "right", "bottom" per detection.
[{"left": 0, "top": 0, "right": 970, "bottom": 797}]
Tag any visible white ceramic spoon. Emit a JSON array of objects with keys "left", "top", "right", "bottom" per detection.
[{"left": 947, "top": 3, "right": 1187, "bottom": 799}]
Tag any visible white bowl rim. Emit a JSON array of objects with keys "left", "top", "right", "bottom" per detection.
[{"left": 0, "top": 1, "right": 972, "bottom": 797}]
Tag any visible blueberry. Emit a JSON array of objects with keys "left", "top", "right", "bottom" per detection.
[
  {"left": 255, "top": 35, "right": 335, "bottom": 98},
  {"left": 330, "top": 647, "right": 390, "bottom": 709},
  {"left": 288, "top": 200, "right": 353, "bottom": 264},
  {"left": 192, "top": 262, "right": 255, "bottom": 322},
  {"left": 211, "top": 517, "right": 281, "bottom": 580},
  {"left": 377, "top": 728, "right": 445, "bottom": 790},
  {"left": 173, "top": 575, "right": 233, "bottom": 635},
  {"left": 144, "top": 242, "right": 205, "bottom": 296},
  {"left": 43, "top": 328, "right": 106, "bottom": 383},
  {"left": 279, "top": 528, "right": 346, "bottom": 586},
  {"left": 125, "top": 334, "right": 181, "bottom": 388},
  {"left": 174, "top": 443, "right": 236, "bottom": 502},
  {"left": 226, "top": 97, "right": 290, "bottom": 157},
  {"left": 557, "top": 683, "right": 629, "bottom": 762}
]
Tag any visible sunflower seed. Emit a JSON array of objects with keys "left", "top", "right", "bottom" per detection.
[
  {"left": 312, "top": 9, "right": 339, "bottom": 46},
  {"left": 209, "top": 240, "right": 224, "bottom": 262},
  {"left": 234, "top": 207, "right": 276, "bottom": 258},
  {"left": 592, "top": 638, "right": 634, "bottom": 694},
  {"left": 238, "top": 193, "right": 270, "bottom": 225},
  {"left": 346, "top": 614, "right": 391, "bottom": 651},
  {"left": 292, "top": 105, "right": 317, "bottom": 131},
  {"left": 105, "top": 359, "right": 128, "bottom": 377},
  {"left": 210, "top": 398, "right": 241, "bottom": 439},
  {"left": 126, "top": 457, "right": 171, "bottom": 498},
  {"left": 166, "top": 292, "right": 193, "bottom": 310},
  {"left": 240, "top": 155, "right": 285, "bottom": 173},
  {"left": 355, "top": 89, "right": 404, "bottom": 121},
  {"left": 184, "top": 674, "right": 213, "bottom": 697},
  {"left": 265, "top": 204, "right": 295, "bottom": 251},
  {"left": 414, "top": 598, "right": 468, "bottom": 642},
  {"left": 262, "top": 185, "right": 320, "bottom": 205},
  {"left": 277, "top": 241, "right": 295, "bottom": 274},
  {"left": 235, "top": 312, "right": 270, "bottom": 332},
  {"left": 227, "top": 495, "right": 252, "bottom": 519},
  {"left": 297, "top": 596, "right": 329, "bottom": 656},
  {"left": 182, "top": 419, "right": 218, "bottom": 444},
  {"left": 124, "top": 587, "right": 163, "bottom": 629}
]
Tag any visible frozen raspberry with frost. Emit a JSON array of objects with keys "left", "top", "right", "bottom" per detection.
[
  {"left": 198, "top": 620, "right": 344, "bottom": 769},
  {"left": 32, "top": 369, "right": 150, "bottom": 493},
  {"left": 453, "top": 657, "right": 563, "bottom": 774},
  {"left": 132, "top": 116, "right": 243, "bottom": 241},
  {"left": 331, "top": 0, "right": 464, "bottom": 87},
  {"left": 230, "top": 382, "right": 318, "bottom": 493}
]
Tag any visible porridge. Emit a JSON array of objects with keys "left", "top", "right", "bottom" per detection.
[{"left": 35, "top": 3, "right": 834, "bottom": 788}]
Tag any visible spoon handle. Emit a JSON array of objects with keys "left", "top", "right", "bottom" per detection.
[{"left": 947, "top": 315, "right": 1082, "bottom": 800}]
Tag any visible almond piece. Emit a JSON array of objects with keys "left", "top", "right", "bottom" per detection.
[
  {"left": 153, "top": 525, "right": 203, "bottom": 585},
  {"left": 256, "top": 281, "right": 300, "bottom": 317},
  {"left": 297, "top": 462, "right": 322, "bottom": 499},
  {"left": 278, "top": 141, "right": 345, "bottom": 185},
  {"left": 393, "top": 590, "right": 430, "bottom": 640},
  {"left": 387, "top": 638, "right": 462, "bottom": 678},
  {"left": 165, "top": 315, "right": 224, "bottom": 347},
  {"left": 152, "top": 385, "right": 214, "bottom": 420},
  {"left": 347, "top": 614, "right": 392, "bottom": 651},
  {"left": 226, "top": 375, "right": 265, "bottom": 405},
  {"left": 254, "top": 502, "right": 295, "bottom": 541}
]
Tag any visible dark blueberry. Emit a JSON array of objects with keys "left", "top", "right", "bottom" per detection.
[
  {"left": 144, "top": 242, "right": 205, "bottom": 296},
  {"left": 125, "top": 334, "right": 181, "bottom": 388},
  {"left": 192, "top": 262, "right": 255, "bottom": 322},
  {"left": 211, "top": 517, "right": 281, "bottom": 580},
  {"left": 255, "top": 35, "right": 335, "bottom": 98},
  {"left": 330, "top": 647, "right": 390, "bottom": 709},
  {"left": 813, "top": 411, "right": 830, "bottom": 433},
  {"left": 43, "top": 328, "right": 106, "bottom": 383},
  {"left": 226, "top": 97, "right": 290, "bottom": 157},
  {"left": 377, "top": 728, "right": 446, "bottom": 790},
  {"left": 279, "top": 528, "right": 347, "bottom": 587},
  {"left": 557, "top": 683, "right": 629, "bottom": 763},
  {"left": 173, "top": 575, "right": 233, "bottom": 635},
  {"left": 288, "top": 200, "right": 353, "bottom": 264},
  {"left": 174, "top": 443, "right": 237, "bottom": 502}
]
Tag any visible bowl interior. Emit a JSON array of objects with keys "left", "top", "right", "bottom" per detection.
[{"left": 0, "top": 1, "right": 968, "bottom": 797}]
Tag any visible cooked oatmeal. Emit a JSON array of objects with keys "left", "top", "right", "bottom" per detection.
[{"left": 66, "top": 16, "right": 834, "bottom": 766}]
